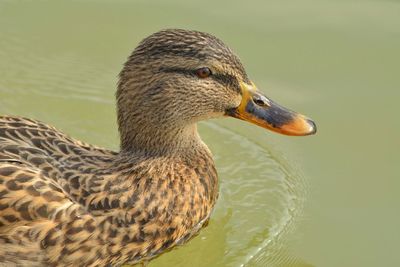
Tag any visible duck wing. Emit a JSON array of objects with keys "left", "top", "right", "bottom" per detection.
[
  {"left": 0, "top": 116, "right": 113, "bottom": 265},
  {"left": 0, "top": 162, "right": 94, "bottom": 265}
]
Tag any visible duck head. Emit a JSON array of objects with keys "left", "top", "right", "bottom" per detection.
[{"left": 117, "top": 29, "right": 316, "bottom": 152}]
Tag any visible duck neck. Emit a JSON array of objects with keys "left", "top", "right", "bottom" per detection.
[{"left": 119, "top": 123, "right": 205, "bottom": 157}]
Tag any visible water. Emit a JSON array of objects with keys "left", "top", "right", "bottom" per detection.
[{"left": 0, "top": 1, "right": 399, "bottom": 266}]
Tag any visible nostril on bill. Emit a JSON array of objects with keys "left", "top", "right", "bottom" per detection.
[{"left": 252, "top": 95, "right": 270, "bottom": 107}]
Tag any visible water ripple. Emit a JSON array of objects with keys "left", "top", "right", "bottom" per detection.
[{"left": 0, "top": 19, "right": 309, "bottom": 267}]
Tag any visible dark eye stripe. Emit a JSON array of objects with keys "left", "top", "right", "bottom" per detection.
[
  {"left": 159, "top": 67, "right": 194, "bottom": 77},
  {"left": 159, "top": 67, "right": 241, "bottom": 93},
  {"left": 212, "top": 73, "right": 241, "bottom": 93}
]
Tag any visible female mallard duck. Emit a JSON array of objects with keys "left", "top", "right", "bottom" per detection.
[{"left": 0, "top": 29, "right": 316, "bottom": 266}]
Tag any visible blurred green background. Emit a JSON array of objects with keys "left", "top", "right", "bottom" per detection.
[{"left": 0, "top": 0, "right": 399, "bottom": 266}]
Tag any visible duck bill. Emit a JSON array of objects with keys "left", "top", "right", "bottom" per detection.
[{"left": 226, "top": 82, "right": 317, "bottom": 136}]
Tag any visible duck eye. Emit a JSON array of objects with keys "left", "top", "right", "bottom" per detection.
[{"left": 195, "top": 67, "right": 212, "bottom": 78}]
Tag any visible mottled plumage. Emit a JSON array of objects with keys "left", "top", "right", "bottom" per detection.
[
  {"left": 0, "top": 114, "right": 217, "bottom": 266},
  {"left": 0, "top": 29, "right": 316, "bottom": 266}
]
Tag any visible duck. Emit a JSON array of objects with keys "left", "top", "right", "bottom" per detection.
[{"left": 0, "top": 29, "right": 316, "bottom": 266}]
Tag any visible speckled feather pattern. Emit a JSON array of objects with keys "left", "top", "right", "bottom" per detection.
[
  {"left": 0, "top": 116, "right": 218, "bottom": 266},
  {"left": 0, "top": 29, "right": 249, "bottom": 266}
]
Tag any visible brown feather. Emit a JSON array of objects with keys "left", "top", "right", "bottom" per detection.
[{"left": 0, "top": 29, "right": 251, "bottom": 266}]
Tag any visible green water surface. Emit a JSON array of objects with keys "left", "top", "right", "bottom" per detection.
[{"left": 0, "top": 1, "right": 399, "bottom": 266}]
